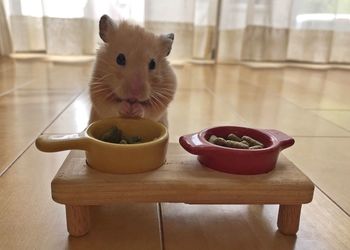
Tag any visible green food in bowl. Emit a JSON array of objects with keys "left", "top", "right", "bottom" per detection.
[{"left": 100, "top": 126, "right": 142, "bottom": 144}]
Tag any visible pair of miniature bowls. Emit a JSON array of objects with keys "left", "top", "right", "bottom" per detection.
[{"left": 36, "top": 118, "right": 294, "bottom": 175}]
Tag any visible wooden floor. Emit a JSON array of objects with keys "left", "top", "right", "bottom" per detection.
[{"left": 0, "top": 56, "right": 350, "bottom": 249}]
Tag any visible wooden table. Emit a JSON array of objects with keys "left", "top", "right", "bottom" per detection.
[{"left": 51, "top": 143, "right": 314, "bottom": 237}]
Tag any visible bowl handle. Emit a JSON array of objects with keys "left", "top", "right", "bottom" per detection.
[
  {"left": 35, "top": 132, "right": 91, "bottom": 152},
  {"left": 262, "top": 129, "right": 295, "bottom": 150},
  {"left": 179, "top": 133, "right": 214, "bottom": 155}
]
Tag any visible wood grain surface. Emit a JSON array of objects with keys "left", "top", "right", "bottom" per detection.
[{"left": 51, "top": 144, "right": 314, "bottom": 205}]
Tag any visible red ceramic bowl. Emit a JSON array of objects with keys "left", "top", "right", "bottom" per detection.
[{"left": 179, "top": 126, "right": 295, "bottom": 175}]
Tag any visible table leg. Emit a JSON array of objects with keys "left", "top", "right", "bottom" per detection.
[
  {"left": 65, "top": 205, "right": 90, "bottom": 237},
  {"left": 277, "top": 204, "right": 302, "bottom": 235}
]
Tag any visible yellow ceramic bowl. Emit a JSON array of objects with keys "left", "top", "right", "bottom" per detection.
[{"left": 35, "top": 118, "right": 169, "bottom": 174}]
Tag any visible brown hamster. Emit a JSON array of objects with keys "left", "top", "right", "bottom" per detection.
[{"left": 89, "top": 15, "right": 177, "bottom": 127}]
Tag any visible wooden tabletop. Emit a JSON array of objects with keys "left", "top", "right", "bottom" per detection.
[{"left": 52, "top": 143, "right": 314, "bottom": 206}]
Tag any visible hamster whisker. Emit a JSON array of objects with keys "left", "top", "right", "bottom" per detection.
[
  {"left": 152, "top": 93, "right": 169, "bottom": 102},
  {"left": 152, "top": 91, "right": 173, "bottom": 98},
  {"left": 90, "top": 74, "right": 113, "bottom": 82},
  {"left": 152, "top": 85, "right": 174, "bottom": 91},
  {"left": 150, "top": 94, "right": 165, "bottom": 110},
  {"left": 152, "top": 86, "right": 175, "bottom": 94},
  {"left": 149, "top": 97, "right": 161, "bottom": 111},
  {"left": 89, "top": 84, "right": 112, "bottom": 91},
  {"left": 90, "top": 87, "right": 115, "bottom": 96},
  {"left": 89, "top": 83, "right": 109, "bottom": 88},
  {"left": 149, "top": 94, "right": 160, "bottom": 107},
  {"left": 152, "top": 90, "right": 172, "bottom": 100},
  {"left": 90, "top": 89, "right": 111, "bottom": 95},
  {"left": 91, "top": 92, "right": 112, "bottom": 99},
  {"left": 91, "top": 89, "right": 117, "bottom": 101},
  {"left": 104, "top": 91, "right": 116, "bottom": 101},
  {"left": 90, "top": 77, "right": 109, "bottom": 83},
  {"left": 153, "top": 87, "right": 169, "bottom": 93},
  {"left": 89, "top": 86, "right": 111, "bottom": 92}
]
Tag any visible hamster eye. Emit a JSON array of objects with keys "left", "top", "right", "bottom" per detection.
[
  {"left": 116, "top": 53, "right": 126, "bottom": 66},
  {"left": 148, "top": 59, "right": 156, "bottom": 70}
]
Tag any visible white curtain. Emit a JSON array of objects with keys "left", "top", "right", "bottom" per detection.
[
  {"left": 218, "top": 0, "right": 350, "bottom": 63},
  {"left": 0, "top": 0, "right": 12, "bottom": 55},
  {"left": 5, "top": 0, "right": 218, "bottom": 61},
  {"left": 3, "top": 0, "right": 350, "bottom": 63},
  {"left": 144, "top": 0, "right": 219, "bottom": 60},
  {"left": 6, "top": 0, "right": 143, "bottom": 55},
  {"left": 288, "top": 0, "right": 350, "bottom": 63}
]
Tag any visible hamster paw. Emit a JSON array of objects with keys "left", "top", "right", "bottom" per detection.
[
  {"left": 119, "top": 101, "right": 144, "bottom": 118},
  {"left": 130, "top": 103, "right": 145, "bottom": 118},
  {"left": 119, "top": 101, "right": 132, "bottom": 117}
]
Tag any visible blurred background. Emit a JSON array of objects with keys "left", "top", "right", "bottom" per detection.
[{"left": 1, "top": 0, "right": 350, "bottom": 64}]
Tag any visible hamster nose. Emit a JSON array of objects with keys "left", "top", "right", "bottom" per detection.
[{"left": 128, "top": 78, "right": 145, "bottom": 99}]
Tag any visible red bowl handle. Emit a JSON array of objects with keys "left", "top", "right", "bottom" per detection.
[
  {"left": 261, "top": 129, "right": 295, "bottom": 150},
  {"left": 179, "top": 133, "right": 215, "bottom": 155}
]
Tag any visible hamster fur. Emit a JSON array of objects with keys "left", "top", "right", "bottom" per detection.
[{"left": 89, "top": 15, "right": 177, "bottom": 127}]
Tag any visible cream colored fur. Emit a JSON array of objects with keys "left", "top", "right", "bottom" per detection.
[{"left": 89, "top": 16, "right": 176, "bottom": 127}]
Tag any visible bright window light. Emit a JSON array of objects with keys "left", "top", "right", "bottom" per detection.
[
  {"left": 43, "top": 0, "right": 88, "bottom": 18},
  {"left": 21, "top": 0, "right": 43, "bottom": 17},
  {"left": 296, "top": 13, "right": 350, "bottom": 23},
  {"left": 19, "top": 0, "right": 145, "bottom": 21}
]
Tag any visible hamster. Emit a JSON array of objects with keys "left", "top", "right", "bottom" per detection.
[{"left": 89, "top": 15, "right": 177, "bottom": 127}]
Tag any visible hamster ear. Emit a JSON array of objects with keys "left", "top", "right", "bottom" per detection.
[
  {"left": 159, "top": 33, "right": 174, "bottom": 57},
  {"left": 99, "top": 15, "right": 114, "bottom": 43}
]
